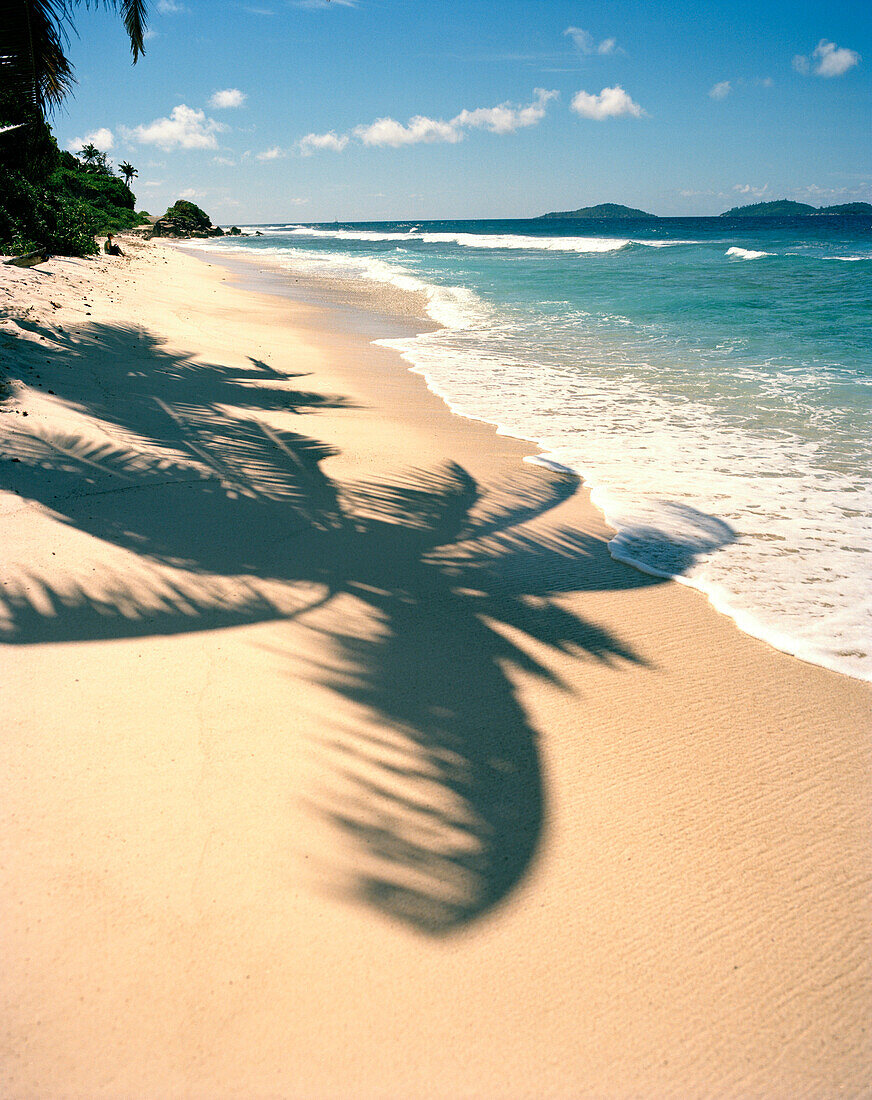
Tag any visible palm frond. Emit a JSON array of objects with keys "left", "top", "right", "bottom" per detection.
[
  {"left": 85, "top": 0, "right": 148, "bottom": 60},
  {"left": 0, "top": 0, "right": 76, "bottom": 112}
]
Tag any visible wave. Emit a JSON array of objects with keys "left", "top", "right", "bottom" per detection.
[
  {"left": 180, "top": 230, "right": 872, "bottom": 681},
  {"left": 726, "top": 246, "right": 774, "bottom": 260},
  {"left": 260, "top": 225, "right": 697, "bottom": 254}
]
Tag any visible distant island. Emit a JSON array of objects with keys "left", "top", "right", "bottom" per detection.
[
  {"left": 534, "top": 200, "right": 872, "bottom": 221},
  {"left": 536, "top": 203, "right": 658, "bottom": 221},
  {"left": 720, "top": 200, "right": 872, "bottom": 218}
]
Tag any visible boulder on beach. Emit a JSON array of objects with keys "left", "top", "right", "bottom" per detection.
[{"left": 151, "top": 199, "right": 225, "bottom": 239}]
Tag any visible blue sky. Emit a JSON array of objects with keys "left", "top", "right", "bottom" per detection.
[{"left": 54, "top": 0, "right": 871, "bottom": 222}]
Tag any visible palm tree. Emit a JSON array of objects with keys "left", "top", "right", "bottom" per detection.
[
  {"left": 78, "top": 140, "right": 99, "bottom": 165},
  {"left": 118, "top": 160, "right": 137, "bottom": 187},
  {"left": 0, "top": 1, "right": 149, "bottom": 115}
]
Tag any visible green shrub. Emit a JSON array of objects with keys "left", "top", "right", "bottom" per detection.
[{"left": 0, "top": 102, "right": 148, "bottom": 257}]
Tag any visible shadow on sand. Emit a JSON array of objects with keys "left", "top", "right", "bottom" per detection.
[{"left": 1, "top": 321, "right": 734, "bottom": 933}]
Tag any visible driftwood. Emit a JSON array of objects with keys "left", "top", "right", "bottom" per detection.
[{"left": 3, "top": 249, "right": 50, "bottom": 268}]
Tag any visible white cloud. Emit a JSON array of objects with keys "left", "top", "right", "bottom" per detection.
[
  {"left": 291, "top": 0, "right": 355, "bottom": 7},
  {"left": 209, "top": 88, "right": 247, "bottom": 109},
  {"left": 453, "top": 88, "right": 558, "bottom": 134},
  {"left": 570, "top": 85, "right": 644, "bottom": 120},
  {"left": 157, "top": 0, "right": 185, "bottom": 11},
  {"left": 813, "top": 40, "right": 860, "bottom": 77},
  {"left": 354, "top": 89, "right": 558, "bottom": 148},
  {"left": 300, "top": 89, "right": 558, "bottom": 154},
  {"left": 759, "top": 77, "right": 773, "bottom": 87},
  {"left": 564, "top": 26, "right": 594, "bottom": 53},
  {"left": 298, "top": 130, "right": 350, "bottom": 155},
  {"left": 68, "top": 127, "right": 114, "bottom": 152},
  {"left": 733, "top": 183, "right": 769, "bottom": 198},
  {"left": 356, "top": 115, "right": 460, "bottom": 147},
  {"left": 142, "top": 180, "right": 164, "bottom": 187},
  {"left": 256, "top": 145, "right": 284, "bottom": 160},
  {"left": 709, "top": 81, "right": 732, "bottom": 100},
  {"left": 564, "top": 26, "right": 620, "bottom": 56},
  {"left": 179, "top": 187, "right": 204, "bottom": 199},
  {"left": 126, "top": 104, "right": 225, "bottom": 150},
  {"left": 792, "top": 54, "right": 810, "bottom": 74},
  {"left": 213, "top": 155, "right": 236, "bottom": 166}
]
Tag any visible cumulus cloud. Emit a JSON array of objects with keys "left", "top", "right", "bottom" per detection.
[
  {"left": 453, "top": 88, "right": 558, "bottom": 134},
  {"left": 564, "top": 27, "right": 621, "bottom": 56},
  {"left": 126, "top": 104, "right": 225, "bottom": 150},
  {"left": 355, "top": 115, "right": 460, "bottom": 147},
  {"left": 68, "top": 126, "right": 114, "bottom": 152},
  {"left": 812, "top": 40, "right": 860, "bottom": 77},
  {"left": 570, "top": 85, "right": 644, "bottom": 120},
  {"left": 794, "top": 40, "right": 860, "bottom": 77},
  {"left": 298, "top": 130, "right": 350, "bottom": 155},
  {"left": 300, "top": 90, "right": 557, "bottom": 154},
  {"left": 157, "top": 0, "right": 185, "bottom": 11},
  {"left": 354, "top": 88, "right": 558, "bottom": 148},
  {"left": 256, "top": 145, "right": 284, "bottom": 160},
  {"left": 709, "top": 81, "right": 732, "bottom": 100},
  {"left": 209, "top": 88, "right": 246, "bottom": 109}
]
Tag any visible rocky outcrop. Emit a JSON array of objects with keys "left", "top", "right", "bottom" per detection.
[{"left": 151, "top": 199, "right": 224, "bottom": 239}]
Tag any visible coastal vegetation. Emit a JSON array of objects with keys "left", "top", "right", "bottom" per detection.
[
  {"left": 0, "top": 0, "right": 149, "bottom": 256},
  {"left": 0, "top": 102, "right": 149, "bottom": 256},
  {"left": 151, "top": 200, "right": 225, "bottom": 239}
]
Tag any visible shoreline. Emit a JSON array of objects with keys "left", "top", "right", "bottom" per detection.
[
  {"left": 2, "top": 239, "right": 870, "bottom": 1097},
  {"left": 180, "top": 238, "right": 871, "bottom": 684}
]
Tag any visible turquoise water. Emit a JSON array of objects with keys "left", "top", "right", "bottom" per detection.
[{"left": 190, "top": 216, "right": 872, "bottom": 680}]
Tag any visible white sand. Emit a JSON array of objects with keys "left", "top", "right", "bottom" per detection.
[{"left": 2, "top": 239, "right": 870, "bottom": 1098}]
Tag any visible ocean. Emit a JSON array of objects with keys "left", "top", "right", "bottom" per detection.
[{"left": 187, "top": 215, "right": 872, "bottom": 682}]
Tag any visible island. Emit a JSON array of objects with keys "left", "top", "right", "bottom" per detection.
[
  {"left": 721, "top": 200, "right": 872, "bottom": 217},
  {"left": 535, "top": 203, "right": 658, "bottom": 220}
]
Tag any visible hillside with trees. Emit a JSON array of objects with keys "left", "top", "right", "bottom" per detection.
[
  {"left": 0, "top": 0, "right": 150, "bottom": 256},
  {"left": 536, "top": 203, "right": 658, "bottom": 220},
  {"left": 720, "top": 199, "right": 872, "bottom": 217}
]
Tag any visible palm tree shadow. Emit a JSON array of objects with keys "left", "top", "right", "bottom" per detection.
[{"left": 1, "top": 320, "right": 735, "bottom": 933}]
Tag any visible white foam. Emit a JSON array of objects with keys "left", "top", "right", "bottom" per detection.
[
  {"left": 726, "top": 246, "right": 774, "bottom": 260},
  {"left": 374, "top": 310, "right": 872, "bottom": 683},
  {"left": 260, "top": 226, "right": 697, "bottom": 254},
  {"left": 523, "top": 455, "right": 579, "bottom": 475},
  {"left": 190, "top": 233, "right": 872, "bottom": 682}
]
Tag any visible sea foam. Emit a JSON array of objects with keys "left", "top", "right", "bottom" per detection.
[
  {"left": 184, "top": 223, "right": 872, "bottom": 681},
  {"left": 726, "top": 246, "right": 774, "bottom": 259}
]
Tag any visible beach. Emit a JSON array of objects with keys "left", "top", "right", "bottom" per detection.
[{"left": 2, "top": 238, "right": 870, "bottom": 1097}]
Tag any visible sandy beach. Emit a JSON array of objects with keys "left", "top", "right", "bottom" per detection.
[{"left": 2, "top": 238, "right": 870, "bottom": 1098}]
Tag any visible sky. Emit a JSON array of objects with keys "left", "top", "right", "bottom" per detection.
[{"left": 53, "top": 0, "right": 872, "bottom": 222}]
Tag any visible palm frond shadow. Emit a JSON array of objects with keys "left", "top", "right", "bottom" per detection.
[{"left": 1, "top": 320, "right": 734, "bottom": 933}]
